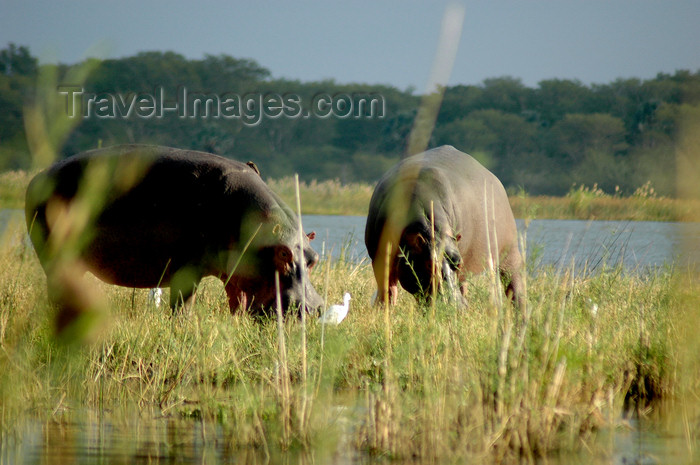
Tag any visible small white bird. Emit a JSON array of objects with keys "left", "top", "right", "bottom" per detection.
[
  {"left": 585, "top": 297, "right": 598, "bottom": 318},
  {"left": 319, "top": 292, "right": 351, "bottom": 325},
  {"left": 148, "top": 288, "right": 164, "bottom": 308}
]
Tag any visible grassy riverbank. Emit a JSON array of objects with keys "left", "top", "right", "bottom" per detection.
[
  {"left": 1, "top": 218, "right": 699, "bottom": 463},
  {"left": 4, "top": 170, "right": 700, "bottom": 221}
]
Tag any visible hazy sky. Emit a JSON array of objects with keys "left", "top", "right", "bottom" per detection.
[{"left": 2, "top": 0, "right": 699, "bottom": 91}]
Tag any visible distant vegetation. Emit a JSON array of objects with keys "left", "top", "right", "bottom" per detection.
[
  {"left": 3, "top": 169, "right": 698, "bottom": 221},
  {"left": 2, "top": 43, "right": 700, "bottom": 198}
]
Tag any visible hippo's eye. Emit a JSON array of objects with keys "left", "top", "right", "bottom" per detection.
[
  {"left": 274, "top": 246, "right": 294, "bottom": 270},
  {"left": 306, "top": 254, "right": 318, "bottom": 271},
  {"left": 445, "top": 251, "right": 461, "bottom": 271}
]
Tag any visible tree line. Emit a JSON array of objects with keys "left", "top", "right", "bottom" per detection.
[{"left": 2, "top": 43, "right": 700, "bottom": 196}]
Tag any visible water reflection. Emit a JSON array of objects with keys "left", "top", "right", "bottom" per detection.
[
  {"left": 9, "top": 413, "right": 273, "bottom": 464},
  {"left": 540, "top": 411, "right": 699, "bottom": 465},
  {"left": 5, "top": 409, "right": 698, "bottom": 464}
]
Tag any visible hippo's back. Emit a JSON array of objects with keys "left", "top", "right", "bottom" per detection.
[
  {"left": 418, "top": 145, "right": 510, "bottom": 216},
  {"left": 378, "top": 145, "right": 500, "bottom": 196},
  {"left": 25, "top": 145, "right": 270, "bottom": 287},
  {"left": 366, "top": 145, "right": 518, "bottom": 267},
  {"left": 27, "top": 145, "right": 257, "bottom": 203}
]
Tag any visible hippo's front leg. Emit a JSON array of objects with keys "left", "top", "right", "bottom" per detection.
[{"left": 223, "top": 280, "right": 248, "bottom": 314}]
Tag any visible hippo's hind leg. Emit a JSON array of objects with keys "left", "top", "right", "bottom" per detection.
[
  {"left": 169, "top": 266, "right": 203, "bottom": 313},
  {"left": 500, "top": 247, "right": 526, "bottom": 311},
  {"left": 504, "top": 271, "right": 520, "bottom": 301},
  {"left": 43, "top": 260, "right": 107, "bottom": 335},
  {"left": 501, "top": 268, "right": 525, "bottom": 311}
]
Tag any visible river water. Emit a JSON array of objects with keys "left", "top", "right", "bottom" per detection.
[
  {"left": 3, "top": 407, "right": 697, "bottom": 464},
  {"left": 4, "top": 209, "right": 700, "bottom": 271}
]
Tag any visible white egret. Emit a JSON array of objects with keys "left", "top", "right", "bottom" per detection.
[
  {"left": 148, "top": 288, "right": 163, "bottom": 308},
  {"left": 586, "top": 298, "right": 598, "bottom": 318},
  {"left": 319, "top": 292, "right": 351, "bottom": 325}
]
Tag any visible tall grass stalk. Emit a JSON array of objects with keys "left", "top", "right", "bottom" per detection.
[
  {"left": 273, "top": 271, "right": 291, "bottom": 448},
  {"left": 293, "top": 173, "right": 311, "bottom": 444}
]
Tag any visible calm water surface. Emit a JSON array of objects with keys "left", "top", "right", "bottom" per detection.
[
  {"left": 4, "top": 409, "right": 697, "bottom": 464},
  {"left": 3, "top": 209, "right": 700, "bottom": 271}
]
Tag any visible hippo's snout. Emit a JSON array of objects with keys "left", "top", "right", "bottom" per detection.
[
  {"left": 441, "top": 258, "right": 464, "bottom": 306},
  {"left": 276, "top": 257, "right": 323, "bottom": 316},
  {"left": 279, "top": 284, "right": 323, "bottom": 316},
  {"left": 397, "top": 245, "right": 465, "bottom": 305},
  {"left": 302, "top": 283, "right": 324, "bottom": 315}
]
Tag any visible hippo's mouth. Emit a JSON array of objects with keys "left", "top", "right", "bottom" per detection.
[
  {"left": 397, "top": 260, "right": 433, "bottom": 296},
  {"left": 398, "top": 258, "right": 461, "bottom": 302},
  {"left": 248, "top": 291, "right": 321, "bottom": 318}
]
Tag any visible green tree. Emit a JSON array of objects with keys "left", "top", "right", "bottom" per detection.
[
  {"left": 194, "top": 54, "right": 270, "bottom": 91},
  {"left": 435, "top": 109, "right": 537, "bottom": 183},
  {"left": 476, "top": 76, "right": 530, "bottom": 114},
  {"left": 0, "top": 43, "right": 37, "bottom": 76},
  {"left": 437, "top": 84, "right": 482, "bottom": 124},
  {"left": 549, "top": 113, "right": 628, "bottom": 164},
  {"left": 4, "top": 44, "right": 700, "bottom": 194},
  {"left": 0, "top": 44, "right": 38, "bottom": 169},
  {"left": 531, "top": 79, "right": 595, "bottom": 124}
]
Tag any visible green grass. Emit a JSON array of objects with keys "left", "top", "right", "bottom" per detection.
[
  {"left": 0, "top": 170, "right": 32, "bottom": 210},
  {"left": 1, "top": 217, "right": 698, "bottom": 463}
]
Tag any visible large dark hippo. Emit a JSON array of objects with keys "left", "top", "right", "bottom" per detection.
[
  {"left": 25, "top": 144, "right": 323, "bottom": 316},
  {"left": 365, "top": 145, "right": 524, "bottom": 307}
]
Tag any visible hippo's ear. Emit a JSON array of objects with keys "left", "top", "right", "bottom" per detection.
[
  {"left": 307, "top": 231, "right": 316, "bottom": 241},
  {"left": 274, "top": 245, "right": 294, "bottom": 272},
  {"left": 246, "top": 161, "right": 261, "bottom": 176},
  {"left": 406, "top": 232, "right": 427, "bottom": 250}
]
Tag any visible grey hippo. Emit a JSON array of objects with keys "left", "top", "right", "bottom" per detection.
[{"left": 365, "top": 145, "right": 524, "bottom": 308}]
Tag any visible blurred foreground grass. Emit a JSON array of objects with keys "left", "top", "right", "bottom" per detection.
[
  {"left": 1, "top": 217, "right": 698, "bottom": 463},
  {"left": 4, "top": 170, "right": 699, "bottom": 221}
]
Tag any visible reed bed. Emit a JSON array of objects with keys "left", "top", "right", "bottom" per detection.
[
  {"left": 4, "top": 170, "right": 699, "bottom": 221},
  {"left": 267, "top": 177, "right": 375, "bottom": 216},
  {"left": 1, "top": 216, "right": 698, "bottom": 464},
  {"left": 510, "top": 183, "right": 700, "bottom": 222}
]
